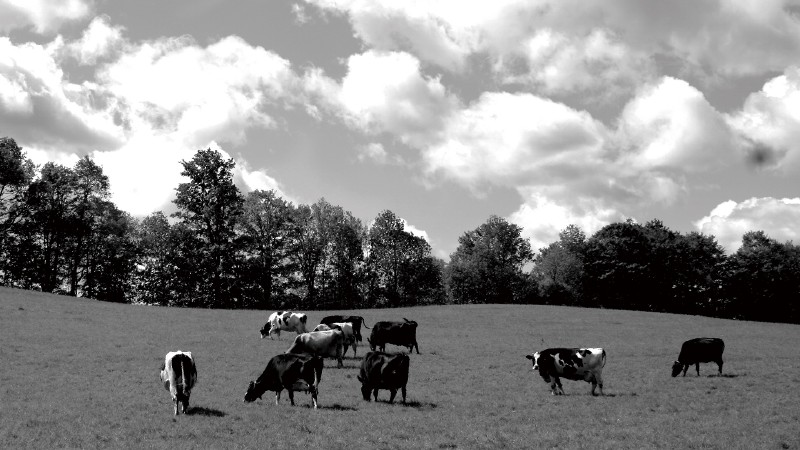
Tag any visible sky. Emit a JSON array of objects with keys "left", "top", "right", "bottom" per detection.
[{"left": 1, "top": 0, "right": 799, "bottom": 259}]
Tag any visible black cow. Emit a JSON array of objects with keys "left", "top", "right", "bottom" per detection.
[
  {"left": 671, "top": 337, "right": 725, "bottom": 377},
  {"left": 357, "top": 351, "right": 410, "bottom": 404},
  {"left": 244, "top": 354, "right": 324, "bottom": 409},
  {"left": 319, "top": 315, "right": 370, "bottom": 342},
  {"left": 367, "top": 318, "right": 419, "bottom": 354}
]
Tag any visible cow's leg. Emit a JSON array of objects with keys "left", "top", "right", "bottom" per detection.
[
  {"left": 288, "top": 390, "right": 296, "bottom": 406},
  {"left": 682, "top": 365, "right": 689, "bottom": 377},
  {"left": 717, "top": 359, "right": 723, "bottom": 375},
  {"left": 695, "top": 363, "right": 700, "bottom": 376},
  {"left": 389, "top": 388, "right": 397, "bottom": 404},
  {"left": 311, "top": 391, "right": 318, "bottom": 409},
  {"left": 182, "top": 398, "right": 190, "bottom": 414},
  {"left": 595, "top": 373, "right": 604, "bottom": 396},
  {"left": 174, "top": 399, "right": 180, "bottom": 416},
  {"left": 401, "top": 385, "right": 407, "bottom": 404},
  {"left": 414, "top": 342, "right": 420, "bottom": 354},
  {"left": 337, "top": 356, "right": 343, "bottom": 369},
  {"left": 373, "top": 389, "right": 379, "bottom": 402},
  {"left": 554, "top": 377, "right": 564, "bottom": 395},
  {"left": 275, "top": 391, "right": 281, "bottom": 405}
]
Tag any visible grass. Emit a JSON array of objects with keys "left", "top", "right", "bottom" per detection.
[{"left": 1, "top": 286, "right": 799, "bottom": 449}]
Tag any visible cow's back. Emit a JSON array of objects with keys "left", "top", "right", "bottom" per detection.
[{"left": 679, "top": 338, "right": 724, "bottom": 363}]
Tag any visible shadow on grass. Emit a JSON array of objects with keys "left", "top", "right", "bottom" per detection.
[
  {"left": 188, "top": 406, "right": 226, "bottom": 417},
  {"left": 709, "top": 373, "right": 740, "bottom": 378},
  {"left": 382, "top": 400, "right": 437, "bottom": 410},
  {"left": 602, "top": 392, "right": 638, "bottom": 397},
  {"left": 317, "top": 403, "right": 359, "bottom": 411}
]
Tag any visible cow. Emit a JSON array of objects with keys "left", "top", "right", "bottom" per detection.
[
  {"left": 243, "top": 354, "right": 323, "bottom": 409},
  {"left": 319, "top": 315, "right": 370, "bottom": 342},
  {"left": 671, "top": 337, "right": 725, "bottom": 377},
  {"left": 368, "top": 319, "right": 419, "bottom": 354},
  {"left": 525, "top": 348, "right": 606, "bottom": 396},
  {"left": 286, "top": 329, "right": 345, "bottom": 368},
  {"left": 331, "top": 322, "right": 358, "bottom": 357},
  {"left": 260, "top": 311, "right": 308, "bottom": 340},
  {"left": 160, "top": 351, "right": 197, "bottom": 415},
  {"left": 357, "top": 351, "right": 410, "bottom": 404},
  {"left": 313, "top": 324, "right": 332, "bottom": 332}
]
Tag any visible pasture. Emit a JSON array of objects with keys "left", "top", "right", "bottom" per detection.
[{"left": 1, "top": 287, "right": 799, "bottom": 449}]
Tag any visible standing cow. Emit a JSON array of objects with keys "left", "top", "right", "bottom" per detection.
[
  {"left": 286, "top": 329, "right": 345, "bottom": 368},
  {"left": 260, "top": 311, "right": 308, "bottom": 340},
  {"left": 319, "top": 315, "right": 370, "bottom": 342},
  {"left": 525, "top": 348, "right": 606, "bottom": 396},
  {"left": 244, "top": 354, "right": 324, "bottom": 409},
  {"left": 160, "top": 351, "right": 197, "bottom": 415},
  {"left": 368, "top": 319, "right": 420, "bottom": 354},
  {"left": 671, "top": 337, "right": 725, "bottom": 377},
  {"left": 358, "top": 351, "right": 410, "bottom": 404}
]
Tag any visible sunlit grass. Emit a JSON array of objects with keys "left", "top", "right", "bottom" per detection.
[{"left": 1, "top": 287, "right": 799, "bottom": 449}]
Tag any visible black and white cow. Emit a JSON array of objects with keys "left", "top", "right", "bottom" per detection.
[
  {"left": 367, "top": 319, "right": 419, "bottom": 354},
  {"left": 260, "top": 311, "right": 308, "bottom": 340},
  {"left": 160, "top": 351, "right": 197, "bottom": 415},
  {"left": 671, "top": 338, "right": 725, "bottom": 377},
  {"left": 286, "top": 329, "right": 345, "bottom": 368},
  {"left": 525, "top": 348, "right": 606, "bottom": 396},
  {"left": 319, "top": 315, "right": 370, "bottom": 342},
  {"left": 244, "top": 354, "right": 324, "bottom": 409},
  {"left": 357, "top": 351, "right": 410, "bottom": 404}
]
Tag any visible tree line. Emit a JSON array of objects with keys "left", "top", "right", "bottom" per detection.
[{"left": 1, "top": 137, "right": 798, "bottom": 323}]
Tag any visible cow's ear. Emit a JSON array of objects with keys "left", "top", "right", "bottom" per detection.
[{"left": 525, "top": 355, "right": 534, "bottom": 360}]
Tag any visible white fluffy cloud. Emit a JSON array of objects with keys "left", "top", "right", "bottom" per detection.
[
  {"left": 63, "top": 16, "right": 124, "bottom": 65},
  {"left": 0, "top": 0, "right": 92, "bottom": 34},
  {"left": 0, "top": 23, "right": 320, "bottom": 216},
  {"left": 695, "top": 197, "right": 800, "bottom": 253},
  {"left": 306, "top": 0, "right": 800, "bottom": 91},
  {"left": 423, "top": 91, "right": 606, "bottom": 188},
  {"left": 616, "top": 77, "right": 737, "bottom": 171},
  {"left": 336, "top": 51, "right": 458, "bottom": 145},
  {"left": 727, "top": 66, "right": 800, "bottom": 172}
]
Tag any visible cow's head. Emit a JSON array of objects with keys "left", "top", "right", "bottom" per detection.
[
  {"left": 671, "top": 360, "right": 684, "bottom": 377},
  {"left": 260, "top": 323, "right": 271, "bottom": 339},
  {"left": 525, "top": 352, "right": 541, "bottom": 370},
  {"left": 243, "top": 380, "right": 262, "bottom": 402}
]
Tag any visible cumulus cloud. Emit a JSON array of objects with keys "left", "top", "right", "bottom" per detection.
[
  {"left": 0, "top": 0, "right": 92, "bottom": 34},
  {"left": 336, "top": 51, "right": 458, "bottom": 145},
  {"left": 423, "top": 91, "right": 606, "bottom": 188},
  {"left": 63, "top": 16, "right": 124, "bottom": 65},
  {"left": 0, "top": 20, "right": 325, "bottom": 217},
  {"left": 695, "top": 197, "right": 800, "bottom": 253},
  {"left": 0, "top": 37, "right": 124, "bottom": 152},
  {"left": 305, "top": 0, "right": 800, "bottom": 90},
  {"left": 727, "top": 66, "right": 800, "bottom": 172},
  {"left": 508, "top": 193, "right": 622, "bottom": 252},
  {"left": 616, "top": 76, "right": 737, "bottom": 171}
]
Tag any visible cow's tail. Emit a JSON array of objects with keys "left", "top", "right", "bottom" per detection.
[
  {"left": 362, "top": 318, "right": 370, "bottom": 329},
  {"left": 601, "top": 349, "right": 607, "bottom": 368}
]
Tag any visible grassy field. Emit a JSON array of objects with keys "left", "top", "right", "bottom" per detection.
[{"left": 1, "top": 287, "right": 799, "bottom": 449}]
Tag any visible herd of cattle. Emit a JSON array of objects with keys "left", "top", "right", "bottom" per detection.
[{"left": 159, "top": 311, "right": 726, "bottom": 415}]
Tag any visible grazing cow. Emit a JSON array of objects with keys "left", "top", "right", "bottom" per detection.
[
  {"left": 260, "top": 311, "right": 308, "bottom": 340},
  {"left": 160, "top": 351, "right": 197, "bottom": 415},
  {"left": 671, "top": 338, "right": 725, "bottom": 377},
  {"left": 319, "top": 315, "right": 370, "bottom": 342},
  {"left": 286, "top": 329, "right": 345, "bottom": 368},
  {"left": 244, "top": 354, "right": 323, "bottom": 409},
  {"left": 368, "top": 318, "right": 419, "bottom": 354},
  {"left": 357, "top": 351, "right": 410, "bottom": 404},
  {"left": 525, "top": 348, "right": 606, "bottom": 396}
]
